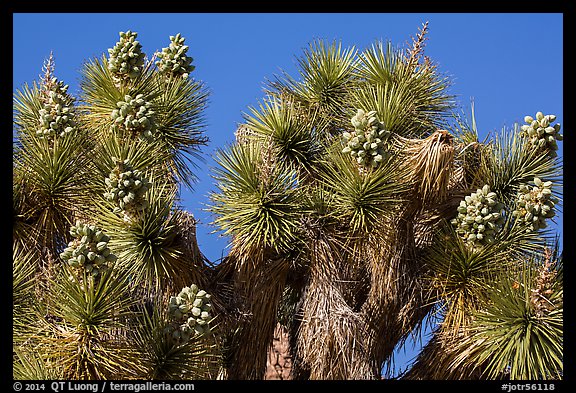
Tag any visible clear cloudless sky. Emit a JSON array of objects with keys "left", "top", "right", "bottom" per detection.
[{"left": 13, "top": 13, "right": 563, "bottom": 376}]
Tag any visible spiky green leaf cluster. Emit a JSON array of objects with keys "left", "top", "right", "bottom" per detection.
[
  {"left": 512, "top": 177, "right": 557, "bottom": 232},
  {"left": 342, "top": 109, "right": 391, "bottom": 168},
  {"left": 210, "top": 143, "right": 304, "bottom": 255},
  {"left": 111, "top": 94, "right": 156, "bottom": 140},
  {"left": 453, "top": 258, "right": 563, "bottom": 380},
  {"left": 451, "top": 185, "right": 505, "bottom": 247},
  {"left": 103, "top": 159, "right": 151, "bottom": 215},
  {"left": 166, "top": 284, "right": 213, "bottom": 344},
  {"left": 107, "top": 30, "right": 145, "bottom": 80},
  {"left": 36, "top": 77, "right": 77, "bottom": 139},
  {"left": 59, "top": 221, "right": 117, "bottom": 276},
  {"left": 520, "top": 112, "right": 562, "bottom": 158},
  {"left": 156, "top": 33, "right": 195, "bottom": 79}
]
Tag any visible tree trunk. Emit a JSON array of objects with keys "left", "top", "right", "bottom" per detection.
[{"left": 264, "top": 324, "right": 293, "bottom": 380}]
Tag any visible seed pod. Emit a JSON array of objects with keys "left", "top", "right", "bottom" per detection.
[
  {"left": 193, "top": 298, "right": 203, "bottom": 308},
  {"left": 96, "top": 241, "right": 108, "bottom": 251}
]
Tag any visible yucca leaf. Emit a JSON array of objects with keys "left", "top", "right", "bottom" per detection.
[
  {"left": 318, "top": 144, "right": 405, "bottom": 235},
  {"left": 244, "top": 96, "right": 326, "bottom": 175},
  {"left": 14, "top": 130, "right": 97, "bottom": 250},
  {"left": 449, "top": 251, "right": 563, "bottom": 380},
  {"left": 268, "top": 40, "right": 358, "bottom": 132},
  {"left": 480, "top": 124, "right": 562, "bottom": 205},
  {"left": 210, "top": 143, "right": 304, "bottom": 257},
  {"left": 152, "top": 74, "right": 209, "bottom": 189},
  {"left": 128, "top": 296, "right": 221, "bottom": 379}
]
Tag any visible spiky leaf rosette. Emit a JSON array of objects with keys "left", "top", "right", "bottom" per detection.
[
  {"left": 103, "top": 159, "right": 151, "bottom": 218},
  {"left": 13, "top": 244, "right": 38, "bottom": 347},
  {"left": 451, "top": 185, "right": 505, "bottom": 247},
  {"left": 36, "top": 77, "right": 77, "bottom": 139},
  {"left": 111, "top": 94, "right": 156, "bottom": 141},
  {"left": 155, "top": 33, "right": 195, "bottom": 79},
  {"left": 267, "top": 40, "right": 358, "bottom": 132},
  {"left": 243, "top": 96, "right": 326, "bottom": 175},
  {"left": 97, "top": 184, "right": 195, "bottom": 291},
  {"left": 165, "top": 284, "right": 213, "bottom": 344},
  {"left": 41, "top": 266, "right": 139, "bottom": 379},
  {"left": 129, "top": 296, "right": 220, "bottom": 380},
  {"left": 107, "top": 30, "right": 146, "bottom": 83},
  {"left": 318, "top": 144, "right": 405, "bottom": 235},
  {"left": 59, "top": 221, "right": 117, "bottom": 277},
  {"left": 478, "top": 124, "right": 562, "bottom": 206},
  {"left": 342, "top": 108, "right": 391, "bottom": 168},
  {"left": 14, "top": 81, "right": 44, "bottom": 141},
  {"left": 13, "top": 129, "right": 98, "bottom": 252},
  {"left": 520, "top": 112, "right": 562, "bottom": 158},
  {"left": 210, "top": 142, "right": 304, "bottom": 260},
  {"left": 149, "top": 74, "right": 209, "bottom": 189},
  {"left": 356, "top": 36, "right": 455, "bottom": 137},
  {"left": 512, "top": 177, "right": 558, "bottom": 232},
  {"left": 450, "top": 254, "right": 563, "bottom": 380}
]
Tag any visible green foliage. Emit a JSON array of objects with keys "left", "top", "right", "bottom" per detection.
[
  {"left": 13, "top": 24, "right": 563, "bottom": 381},
  {"left": 318, "top": 146, "right": 405, "bottom": 234},
  {"left": 210, "top": 143, "right": 304, "bottom": 256},
  {"left": 244, "top": 97, "right": 325, "bottom": 174},
  {"left": 451, "top": 252, "right": 563, "bottom": 379},
  {"left": 13, "top": 31, "right": 215, "bottom": 380}
]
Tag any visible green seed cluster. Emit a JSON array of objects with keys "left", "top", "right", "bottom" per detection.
[
  {"left": 103, "top": 159, "right": 151, "bottom": 215},
  {"left": 342, "top": 109, "right": 391, "bottom": 168},
  {"left": 166, "top": 284, "right": 212, "bottom": 344},
  {"left": 512, "top": 177, "right": 557, "bottom": 232},
  {"left": 520, "top": 112, "right": 563, "bottom": 158},
  {"left": 155, "top": 33, "right": 195, "bottom": 79},
  {"left": 107, "top": 30, "right": 146, "bottom": 81},
  {"left": 59, "top": 221, "right": 117, "bottom": 276},
  {"left": 451, "top": 185, "right": 505, "bottom": 247},
  {"left": 111, "top": 94, "right": 156, "bottom": 141},
  {"left": 37, "top": 77, "right": 77, "bottom": 139}
]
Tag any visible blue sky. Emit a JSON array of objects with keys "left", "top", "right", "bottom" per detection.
[{"left": 13, "top": 12, "right": 563, "bottom": 376}]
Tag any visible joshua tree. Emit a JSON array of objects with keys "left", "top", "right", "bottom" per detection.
[
  {"left": 13, "top": 23, "right": 563, "bottom": 381},
  {"left": 13, "top": 31, "right": 221, "bottom": 379},
  {"left": 208, "top": 22, "right": 563, "bottom": 380}
]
